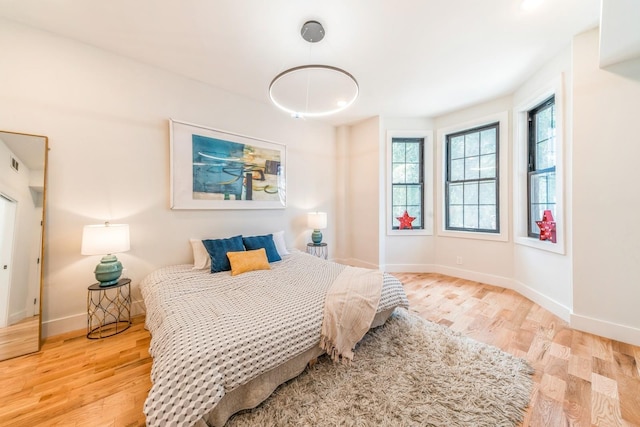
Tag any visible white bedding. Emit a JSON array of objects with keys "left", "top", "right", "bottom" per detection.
[{"left": 140, "top": 251, "right": 409, "bottom": 427}]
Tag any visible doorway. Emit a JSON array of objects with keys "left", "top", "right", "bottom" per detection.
[{"left": 0, "top": 193, "right": 17, "bottom": 328}]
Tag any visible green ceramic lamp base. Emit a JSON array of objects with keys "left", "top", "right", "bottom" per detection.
[
  {"left": 311, "top": 229, "right": 323, "bottom": 245},
  {"left": 94, "top": 254, "right": 123, "bottom": 287}
]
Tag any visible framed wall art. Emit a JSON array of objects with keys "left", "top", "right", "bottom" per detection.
[{"left": 169, "top": 119, "right": 286, "bottom": 209}]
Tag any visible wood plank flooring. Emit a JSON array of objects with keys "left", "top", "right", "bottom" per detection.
[
  {"left": 0, "top": 315, "right": 39, "bottom": 360},
  {"left": 1, "top": 273, "right": 638, "bottom": 426}
]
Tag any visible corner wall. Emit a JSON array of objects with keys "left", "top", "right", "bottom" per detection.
[{"left": 571, "top": 28, "right": 640, "bottom": 344}]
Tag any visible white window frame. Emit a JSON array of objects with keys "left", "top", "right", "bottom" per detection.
[
  {"left": 513, "top": 75, "right": 565, "bottom": 254},
  {"left": 386, "top": 130, "right": 433, "bottom": 236},
  {"left": 437, "top": 111, "right": 509, "bottom": 242}
]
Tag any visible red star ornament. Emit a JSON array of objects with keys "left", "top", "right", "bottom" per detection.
[
  {"left": 397, "top": 210, "right": 416, "bottom": 230},
  {"left": 535, "top": 209, "right": 557, "bottom": 243}
]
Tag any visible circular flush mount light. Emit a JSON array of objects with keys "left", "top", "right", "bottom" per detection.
[
  {"left": 269, "top": 65, "right": 359, "bottom": 118},
  {"left": 269, "top": 21, "right": 359, "bottom": 118}
]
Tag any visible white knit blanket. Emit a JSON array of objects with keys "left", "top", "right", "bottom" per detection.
[
  {"left": 140, "top": 252, "right": 409, "bottom": 427},
  {"left": 320, "top": 266, "right": 382, "bottom": 363}
]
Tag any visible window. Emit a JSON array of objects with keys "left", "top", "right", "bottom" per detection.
[
  {"left": 391, "top": 137, "right": 424, "bottom": 230},
  {"left": 527, "top": 96, "right": 556, "bottom": 238},
  {"left": 445, "top": 123, "right": 499, "bottom": 233}
]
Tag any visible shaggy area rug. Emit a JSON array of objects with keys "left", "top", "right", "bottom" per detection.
[{"left": 227, "top": 309, "right": 533, "bottom": 427}]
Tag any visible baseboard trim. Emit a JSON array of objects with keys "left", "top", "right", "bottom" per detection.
[
  {"left": 385, "top": 263, "right": 571, "bottom": 322},
  {"left": 510, "top": 280, "right": 571, "bottom": 322},
  {"left": 571, "top": 312, "right": 640, "bottom": 347},
  {"left": 8, "top": 309, "right": 28, "bottom": 325},
  {"left": 42, "top": 299, "right": 146, "bottom": 338},
  {"left": 385, "top": 263, "right": 640, "bottom": 346},
  {"left": 334, "top": 257, "right": 379, "bottom": 270},
  {"left": 433, "top": 265, "right": 514, "bottom": 289}
]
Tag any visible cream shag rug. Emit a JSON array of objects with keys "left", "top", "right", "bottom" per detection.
[{"left": 227, "top": 309, "right": 533, "bottom": 427}]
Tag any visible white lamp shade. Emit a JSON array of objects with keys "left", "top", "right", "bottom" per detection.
[
  {"left": 307, "top": 212, "right": 327, "bottom": 230},
  {"left": 81, "top": 223, "right": 130, "bottom": 255}
]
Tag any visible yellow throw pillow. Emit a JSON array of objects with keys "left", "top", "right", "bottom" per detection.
[{"left": 227, "top": 248, "right": 271, "bottom": 276}]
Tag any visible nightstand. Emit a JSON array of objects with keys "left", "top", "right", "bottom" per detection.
[
  {"left": 87, "top": 278, "right": 132, "bottom": 339},
  {"left": 306, "top": 242, "right": 328, "bottom": 260}
]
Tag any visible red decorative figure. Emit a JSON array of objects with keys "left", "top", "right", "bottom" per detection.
[
  {"left": 536, "top": 210, "right": 557, "bottom": 243},
  {"left": 397, "top": 210, "right": 416, "bottom": 230}
]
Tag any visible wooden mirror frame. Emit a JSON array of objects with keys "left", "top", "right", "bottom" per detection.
[{"left": 0, "top": 130, "right": 48, "bottom": 361}]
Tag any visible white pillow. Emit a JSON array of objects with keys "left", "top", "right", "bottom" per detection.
[
  {"left": 272, "top": 230, "right": 290, "bottom": 257},
  {"left": 190, "top": 238, "right": 211, "bottom": 270}
]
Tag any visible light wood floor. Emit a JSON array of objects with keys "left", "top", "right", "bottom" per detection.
[
  {"left": 0, "top": 315, "right": 39, "bottom": 361},
  {"left": 1, "top": 273, "right": 638, "bottom": 426}
]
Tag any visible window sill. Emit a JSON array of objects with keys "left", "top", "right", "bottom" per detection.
[
  {"left": 515, "top": 235, "right": 565, "bottom": 255},
  {"left": 387, "top": 228, "right": 432, "bottom": 236},
  {"left": 438, "top": 229, "right": 508, "bottom": 242}
]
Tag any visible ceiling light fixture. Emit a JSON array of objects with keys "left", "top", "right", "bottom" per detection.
[{"left": 269, "top": 21, "right": 359, "bottom": 119}]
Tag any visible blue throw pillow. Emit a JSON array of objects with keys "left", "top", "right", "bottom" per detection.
[
  {"left": 242, "top": 234, "right": 282, "bottom": 263},
  {"left": 202, "top": 235, "right": 245, "bottom": 273}
]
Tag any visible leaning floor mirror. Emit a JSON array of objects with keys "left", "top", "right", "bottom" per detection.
[{"left": 0, "top": 130, "right": 48, "bottom": 361}]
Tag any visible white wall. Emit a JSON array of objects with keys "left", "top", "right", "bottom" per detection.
[
  {"left": 0, "top": 20, "right": 337, "bottom": 337},
  {"left": 432, "top": 97, "right": 514, "bottom": 287},
  {"left": 338, "top": 117, "right": 381, "bottom": 269},
  {"left": 511, "top": 46, "right": 574, "bottom": 319},
  {"left": 571, "top": 28, "right": 640, "bottom": 344}
]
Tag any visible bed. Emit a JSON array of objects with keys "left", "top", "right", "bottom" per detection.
[{"left": 140, "top": 243, "right": 409, "bottom": 427}]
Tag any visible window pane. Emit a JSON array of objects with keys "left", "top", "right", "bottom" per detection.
[
  {"left": 406, "top": 143, "right": 420, "bottom": 163},
  {"left": 465, "top": 133, "right": 479, "bottom": 157},
  {"left": 407, "top": 185, "right": 421, "bottom": 205},
  {"left": 392, "top": 142, "right": 405, "bottom": 163},
  {"left": 393, "top": 185, "right": 407, "bottom": 206},
  {"left": 480, "top": 128, "right": 496, "bottom": 154},
  {"left": 405, "top": 164, "right": 420, "bottom": 183},
  {"left": 531, "top": 171, "right": 555, "bottom": 205},
  {"left": 529, "top": 171, "right": 556, "bottom": 233},
  {"left": 536, "top": 139, "right": 555, "bottom": 170},
  {"left": 465, "top": 156, "right": 479, "bottom": 180},
  {"left": 464, "top": 182, "right": 478, "bottom": 205},
  {"left": 536, "top": 107, "right": 552, "bottom": 142},
  {"left": 450, "top": 159, "right": 464, "bottom": 181},
  {"left": 450, "top": 136, "right": 464, "bottom": 159},
  {"left": 449, "top": 205, "right": 463, "bottom": 228},
  {"left": 392, "top": 164, "right": 406, "bottom": 183},
  {"left": 479, "top": 154, "right": 496, "bottom": 179},
  {"left": 392, "top": 206, "right": 406, "bottom": 228},
  {"left": 479, "top": 181, "right": 496, "bottom": 205},
  {"left": 479, "top": 205, "right": 496, "bottom": 230},
  {"left": 449, "top": 183, "right": 463, "bottom": 205},
  {"left": 464, "top": 206, "right": 479, "bottom": 229},
  {"left": 407, "top": 206, "right": 422, "bottom": 228}
]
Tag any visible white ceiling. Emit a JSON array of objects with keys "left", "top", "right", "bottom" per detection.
[{"left": 0, "top": 0, "right": 601, "bottom": 126}]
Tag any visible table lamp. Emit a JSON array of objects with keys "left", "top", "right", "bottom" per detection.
[
  {"left": 81, "top": 222, "right": 130, "bottom": 286},
  {"left": 307, "top": 212, "right": 327, "bottom": 245}
]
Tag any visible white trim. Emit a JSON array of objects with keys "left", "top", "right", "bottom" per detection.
[
  {"left": 384, "top": 263, "right": 437, "bottom": 273},
  {"left": 510, "top": 280, "right": 571, "bottom": 322},
  {"left": 385, "top": 130, "right": 434, "bottom": 236},
  {"left": 42, "top": 299, "right": 145, "bottom": 338},
  {"left": 513, "top": 74, "right": 566, "bottom": 255},
  {"left": 571, "top": 313, "right": 640, "bottom": 347},
  {"left": 334, "top": 257, "right": 379, "bottom": 270},
  {"left": 437, "top": 111, "right": 510, "bottom": 242}
]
